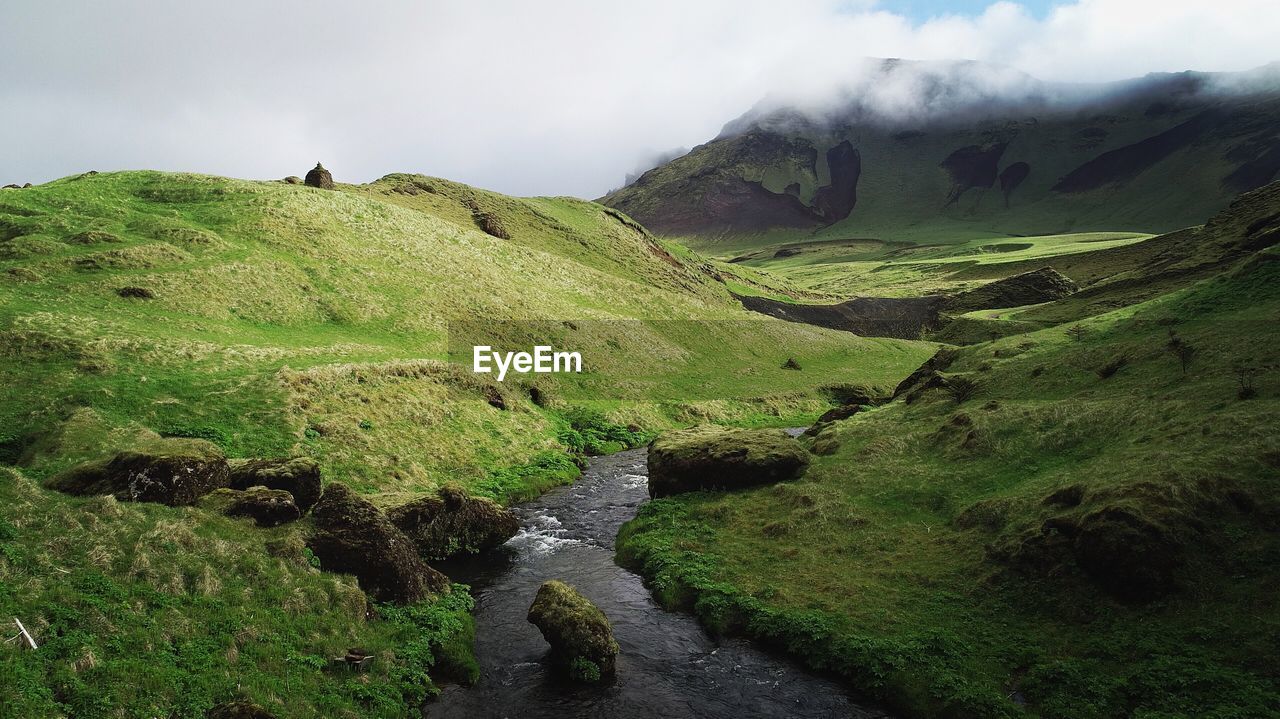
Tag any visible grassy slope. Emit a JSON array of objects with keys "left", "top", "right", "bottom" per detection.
[
  {"left": 618, "top": 209, "right": 1280, "bottom": 714},
  {"left": 0, "top": 171, "right": 930, "bottom": 501},
  {"left": 724, "top": 231, "right": 1156, "bottom": 299},
  {"left": 0, "top": 171, "right": 931, "bottom": 718},
  {"left": 1, "top": 467, "right": 477, "bottom": 718}
]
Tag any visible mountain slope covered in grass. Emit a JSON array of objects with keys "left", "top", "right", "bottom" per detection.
[
  {"left": 618, "top": 182, "right": 1280, "bottom": 718},
  {"left": 603, "top": 61, "right": 1280, "bottom": 251}
]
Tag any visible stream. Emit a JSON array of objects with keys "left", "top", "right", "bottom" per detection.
[{"left": 430, "top": 446, "right": 887, "bottom": 719}]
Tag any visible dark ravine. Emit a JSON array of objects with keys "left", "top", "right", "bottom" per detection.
[
  {"left": 733, "top": 292, "right": 945, "bottom": 339},
  {"left": 431, "top": 448, "right": 886, "bottom": 719}
]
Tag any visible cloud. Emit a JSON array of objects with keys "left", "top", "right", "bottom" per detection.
[{"left": 0, "top": 0, "right": 1276, "bottom": 196}]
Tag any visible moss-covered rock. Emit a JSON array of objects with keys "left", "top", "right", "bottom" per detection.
[
  {"left": 527, "top": 580, "right": 618, "bottom": 681},
  {"left": 387, "top": 484, "right": 519, "bottom": 561},
  {"left": 228, "top": 457, "right": 322, "bottom": 511},
  {"left": 225, "top": 487, "right": 302, "bottom": 527},
  {"left": 46, "top": 437, "right": 229, "bottom": 506},
  {"left": 1073, "top": 506, "right": 1183, "bottom": 601},
  {"left": 647, "top": 425, "right": 810, "bottom": 498},
  {"left": 307, "top": 482, "right": 448, "bottom": 603}
]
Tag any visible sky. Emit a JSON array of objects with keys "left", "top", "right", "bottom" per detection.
[{"left": 0, "top": 1, "right": 1277, "bottom": 197}]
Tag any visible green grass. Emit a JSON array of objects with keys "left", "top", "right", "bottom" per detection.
[
  {"left": 0, "top": 171, "right": 931, "bottom": 501},
  {"left": 618, "top": 246, "right": 1280, "bottom": 717},
  {"left": 0, "top": 169, "right": 932, "bottom": 717},
  {"left": 0, "top": 467, "right": 477, "bottom": 718},
  {"left": 718, "top": 232, "right": 1155, "bottom": 299}
]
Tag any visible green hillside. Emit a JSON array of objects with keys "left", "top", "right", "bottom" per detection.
[
  {"left": 0, "top": 170, "right": 929, "bottom": 500},
  {"left": 618, "top": 182, "right": 1280, "bottom": 718},
  {"left": 0, "top": 170, "right": 931, "bottom": 717}
]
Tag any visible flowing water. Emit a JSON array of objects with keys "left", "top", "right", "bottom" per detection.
[{"left": 430, "top": 447, "right": 887, "bottom": 719}]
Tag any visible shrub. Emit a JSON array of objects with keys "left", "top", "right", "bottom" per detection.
[
  {"left": 556, "top": 407, "right": 645, "bottom": 455},
  {"left": 1235, "top": 365, "right": 1259, "bottom": 400},
  {"left": 1066, "top": 324, "right": 1088, "bottom": 342},
  {"left": 1165, "top": 331, "right": 1196, "bottom": 375},
  {"left": 944, "top": 376, "right": 980, "bottom": 404}
]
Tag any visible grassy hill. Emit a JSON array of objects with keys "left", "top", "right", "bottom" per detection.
[
  {"left": 618, "top": 182, "right": 1280, "bottom": 718},
  {"left": 0, "top": 170, "right": 931, "bottom": 717}
]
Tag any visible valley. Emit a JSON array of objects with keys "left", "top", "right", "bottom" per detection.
[{"left": 1, "top": 61, "right": 1278, "bottom": 719}]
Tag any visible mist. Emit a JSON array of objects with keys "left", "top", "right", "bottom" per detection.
[{"left": 1, "top": 0, "right": 1277, "bottom": 197}]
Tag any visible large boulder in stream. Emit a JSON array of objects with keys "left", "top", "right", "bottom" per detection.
[
  {"left": 307, "top": 483, "right": 449, "bottom": 603},
  {"left": 228, "top": 457, "right": 322, "bottom": 511},
  {"left": 527, "top": 580, "right": 619, "bottom": 682},
  {"left": 47, "top": 438, "right": 230, "bottom": 506},
  {"left": 647, "top": 425, "right": 810, "bottom": 498},
  {"left": 387, "top": 484, "right": 519, "bottom": 561}
]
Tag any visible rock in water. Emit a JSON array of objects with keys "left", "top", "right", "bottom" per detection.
[
  {"left": 304, "top": 162, "right": 334, "bottom": 190},
  {"left": 307, "top": 483, "right": 448, "bottom": 603},
  {"left": 225, "top": 487, "right": 302, "bottom": 527},
  {"left": 527, "top": 580, "right": 619, "bottom": 681},
  {"left": 647, "top": 425, "right": 810, "bottom": 498},
  {"left": 47, "top": 438, "right": 230, "bottom": 506},
  {"left": 387, "top": 484, "right": 519, "bottom": 561},
  {"left": 228, "top": 457, "right": 323, "bottom": 511}
]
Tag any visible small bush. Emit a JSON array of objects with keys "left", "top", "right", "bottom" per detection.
[
  {"left": 1165, "top": 331, "right": 1196, "bottom": 375},
  {"left": 1235, "top": 366, "right": 1259, "bottom": 400},
  {"left": 555, "top": 407, "right": 646, "bottom": 455},
  {"left": 161, "top": 425, "right": 230, "bottom": 446},
  {"left": 944, "top": 376, "right": 980, "bottom": 404}
]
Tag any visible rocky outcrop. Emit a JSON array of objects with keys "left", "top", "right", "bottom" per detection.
[
  {"left": 736, "top": 293, "right": 945, "bottom": 340},
  {"left": 225, "top": 488, "right": 302, "bottom": 527},
  {"left": 47, "top": 438, "right": 230, "bottom": 506},
  {"left": 307, "top": 483, "right": 448, "bottom": 603},
  {"left": 387, "top": 484, "right": 519, "bottom": 561},
  {"left": 941, "top": 142, "right": 1008, "bottom": 206},
  {"left": 527, "top": 580, "right": 619, "bottom": 682},
  {"left": 946, "top": 267, "right": 1079, "bottom": 312},
  {"left": 304, "top": 163, "right": 334, "bottom": 190},
  {"left": 803, "top": 403, "right": 862, "bottom": 438},
  {"left": 1072, "top": 506, "right": 1183, "bottom": 601},
  {"left": 647, "top": 426, "right": 810, "bottom": 498},
  {"left": 228, "top": 457, "right": 322, "bottom": 511},
  {"left": 892, "top": 347, "right": 958, "bottom": 401}
]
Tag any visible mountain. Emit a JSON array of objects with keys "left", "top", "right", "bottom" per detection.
[{"left": 602, "top": 59, "right": 1280, "bottom": 248}]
